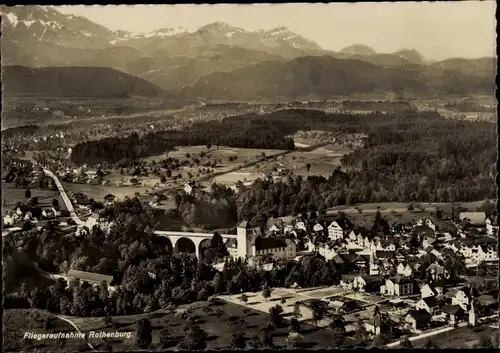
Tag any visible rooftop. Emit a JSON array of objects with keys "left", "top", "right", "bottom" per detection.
[{"left": 66, "top": 269, "right": 114, "bottom": 284}]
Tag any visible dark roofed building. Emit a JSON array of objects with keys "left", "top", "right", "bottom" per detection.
[
  {"left": 441, "top": 304, "right": 465, "bottom": 324},
  {"left": 66, "top": 270, "right": 114, "bottom": 286},
  {"left": 254, "top": 236, "right": 287, "bottom": 251},
  {"left": 412, "top": 225, "right": 436, "bottom": 237},
  {"left": 404, "top": 309, "right": 432, "bottom": 331}
]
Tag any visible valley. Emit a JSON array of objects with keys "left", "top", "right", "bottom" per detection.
[{"left": 1, "top": 3, "right": 497, "bottom": 353}]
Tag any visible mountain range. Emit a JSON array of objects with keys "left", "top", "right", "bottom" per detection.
[{"left": 1, "top": 5, "right": 495, "bottom": 101}]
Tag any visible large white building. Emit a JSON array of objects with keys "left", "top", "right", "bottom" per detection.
[{"left": 236, "top": 221, "right": 296, "bottom": 261}]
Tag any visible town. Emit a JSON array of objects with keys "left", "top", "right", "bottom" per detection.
[
  {"left": 3, "top": 157, "right": 498, "bottom": 350},
  {"left": 2, "top": 3, "right": 497, "bottom": 352}
]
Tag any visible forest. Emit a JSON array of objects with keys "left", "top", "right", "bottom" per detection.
[{"left": 172, "top": 111, "right": 495, "bottom": 228}]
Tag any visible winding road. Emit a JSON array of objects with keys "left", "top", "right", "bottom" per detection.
[{"left": 42, "top": 168, "right": 85, "bottom": 226}]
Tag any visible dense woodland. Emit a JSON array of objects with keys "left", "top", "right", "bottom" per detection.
[{"left": 170, "top": 110, "right": 495, "bottom": 228}]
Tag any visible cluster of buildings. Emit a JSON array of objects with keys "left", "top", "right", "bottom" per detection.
[{"left": 226, "top": 211, "right": 498, "bottom": 335}]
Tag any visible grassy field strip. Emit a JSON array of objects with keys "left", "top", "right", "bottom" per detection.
[{"left": 386, "top": 313, "right": 500, "bottom": 348}]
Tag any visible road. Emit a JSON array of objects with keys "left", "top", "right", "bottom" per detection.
[
  {"left": 35, "top": 309, "right": 98, "bottom": 352},
  {"left": 42, "top": 168, "right": 85, "bottom": 226}
]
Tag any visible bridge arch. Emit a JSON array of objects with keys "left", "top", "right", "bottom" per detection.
[
  {"left": 174, "top": 237, "right": 197, "bottom": 255},
  {"left": 198, "top": 238, "right": 213, "bottom": 262}
]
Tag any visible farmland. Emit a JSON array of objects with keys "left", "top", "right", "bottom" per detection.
[
  {"left": 22, "top": 300, "right": 347, "bottom": 351},
  {"left": 2, "top": 184, "right": 66, "bottom": 216},
  {"left": 3, "top": 309, "right": 86, "bottom": 353},
  {"left": 410, "top": 325, "right": 499, "bottom": 348},
  {"left": 322, "top": 200, "right": 492, "bottom": 228}
]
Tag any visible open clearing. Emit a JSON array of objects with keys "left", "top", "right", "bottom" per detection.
[
  {"left": 3, "top": 309, "right": 85, "bottom": 352},
  {"left": 322, "top": 201, "right": 489, "bottom": 228},
  {"left": 240, "top": 141, "right": 354, "bottom": 178},
  {"left": 218, "top": 286, "right": 355, "bottom": 327},
  {"left": 46, "top": 299, "right": 344, "bottom": 350},
  {"left": 2, "top": 185, "right": 67, "bottom": 216},
  {"left": 410, "top": 325, "right": 499, "bottom": 348}
]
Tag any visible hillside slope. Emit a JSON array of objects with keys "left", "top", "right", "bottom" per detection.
[{"left": 2, "top": 66, "right": 165, "bottom": 98}]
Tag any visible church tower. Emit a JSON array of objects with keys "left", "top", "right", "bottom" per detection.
[
  {"left": 468, "top": 301, "right": 476, "bottom": 327},
  {"left": 369, "top": 246, "right": 379, "bottom": 275}
]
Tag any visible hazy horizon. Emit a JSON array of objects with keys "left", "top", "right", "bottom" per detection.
[{"left": 56, "top": 2, "right": 496, "bottom": 61}]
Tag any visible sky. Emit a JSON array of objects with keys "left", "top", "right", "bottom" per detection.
[{"left": 57, "top": 2, "right": 496, "bottom": 61}]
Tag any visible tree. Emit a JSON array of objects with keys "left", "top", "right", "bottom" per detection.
[
  {"left": 135, "top": 318, "right": 152, "bottom": 349},
  {"left": 261, "top": 328, "right": 274, "bottom": 348},
  {"left": 288, "top": 317, "right": 300, "bottom": 333},
  {"left": 262, "top": 287, "right": 271, "bottom": 301},
  {"left": 268, "top": 305, "right": 284, "bottom": 328},
  {"left": 407, "top": 204, "right": 414, "bottom": 212},
  {"left": 180, "top": 324, "right": 208, "bottom": 350},
  {"left": 311, "top": 301, "right": 326, "bottom": 326},
  {"left": 160, "top": 175, "right": 167, "bottom": 183},
  {"left": 247, "top": 333, "right": 263, "bottom": 349},
  {"left": 231, "top": 332, "right": 247, "bottom": 349},
  {"left": 331, "top": 328, "right": 345, "bottom": 347},
  {"left": 400, "top": 336, "right": 413, "bottom": 348},
  {"left": 286, "top": 331, "right": 303, "bottom": 348},
  {"left": 293, "top": 303, "right": 302, "bottom": 319},
  {"left": 159, "top": 327, "right": 171, "bottom": 349},
  {"left": 25, "top": 188, "right": 31, "bottom": 199},
  {"left": 306, "top": 163, "right": 311, "bottom": 173},
  {"left": 239, "top": 294, "right": 248, "bottom": 304},
  {"left": 51, "top": 198, "right": 59, "bottom": 209},
  {"left": 281, "top": 297, "right": 287, "bottom": 305},
  {"left": 215, "top": 308, "right": 224, "bottom": 320}
]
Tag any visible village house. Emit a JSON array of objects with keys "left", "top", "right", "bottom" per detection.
[
  {"left": 65, "top": 269, "right": 116, "bottom": 292},
  {"left": 341, "top": 274, "right": 384, "bottom": 293},
  {"left": 253, "top": 236, "right": 296, "bottom": 260},
  {"left": 381, "top": 277, "right": 416, "bottom": 296},
  {"left": 268, "top": 218, "right": 285, "bottom": 234},
  {"left": 396, "top": 263, "right": 413, "bottom": 277},
  {"left": 3, "top": 213, "right": 15, "bottom": 227},
  {"left": 316, "top": 243, "right": 337, "bottom": 260},
  {"left": 329, "top": 298, "right": 363, "bottom": 313},
  {"left": 415, "top": 297, "right": 440, "bottom": 315},
  {"left": 313, "top": 222, "right": 324, "bottom": 233},
  {"left": 295, "top": 220, "right": 308, "bottom": 232},
  {"left": 472, "top": 244, "right": 498, "bottom": 263},
  {"left": 404, "top": 309, "right": 432, "bottom": 331},
  {"left": 440, "top": 305, "right": 465, "bottom": 325},
  {"left": 417, "top": 218, "right": 436, "bottom": 231},
  {"left": 420, "top": 283, "right": 443, "bottom": 299},
  {"left": 426, "top": 263, "right": 449, "bottom": 281},
  {"left": 348, "top": 230, "right": 357, "bottom": 242},
  {"left": 459, "top": 212, "right": 487, "bottom": 227},
  {"left": 450, "top": 287, "right": 480, "bottom": 311},
  {"left": 485, "top": 217, "right": 498, "bottom": 236}
]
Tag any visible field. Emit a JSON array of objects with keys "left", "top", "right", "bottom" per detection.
[
  {"left": 410, "top": 325, "right": 499, "bottom": 348},
  {"left": 322, "top": 201, "right": 489, "bottom": 228},
  {"left": 2, "top": 184, "right": 67, "bottom": 216},
  {"left": 38, "top": 299, "right": 348, "bottom": 351},
  {"left": 3, "top": 309, "right": 87, "bottom": 352},
  {"left": 219, "top": 286, "right": 356, "bottom": 327},
  {"left": 239, "top": 134, "right": 363, "bottom": 178}
]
